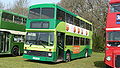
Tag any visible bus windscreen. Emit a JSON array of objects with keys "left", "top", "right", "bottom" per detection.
[
  {"left": 26, "top": 32, "right": 54, "bottom": 46},
  {"left": 108, "top": 31, "right": 120, "bottom": 41},
  {"left": 110, "top": 3, "right": 120, "bottom": 12},
  {"left": 29, "top": 8, "right": 54, "bottom": 19}
]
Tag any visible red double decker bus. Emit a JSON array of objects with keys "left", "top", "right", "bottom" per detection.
[{"left": 105, "top": 0, "right": 120, "bottom": 68}]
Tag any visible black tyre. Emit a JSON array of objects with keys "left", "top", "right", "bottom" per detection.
[
  {"left": 85, "top": 50, "right": 88, "bottom": 58},
  {"left": 105, "top": 64, "right": 112, "bottom": 68},
  {"left": 65, "top": 52, "right": 71, "bottom": 62},
  {"left": 11, "top": 46, "right": 19, "bottom": 56}
]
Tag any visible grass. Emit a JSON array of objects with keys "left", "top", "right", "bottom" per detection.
[{"left": 0, "top": 52, "right": 105, "bottom": 68}]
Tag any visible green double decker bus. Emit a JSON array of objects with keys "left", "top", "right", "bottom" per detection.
[
  {"left": 0, "top": 9, "right": 26, "bottom": 56},
  {"left": 23, "top": 4, "right": 93, "bottom": 62}
]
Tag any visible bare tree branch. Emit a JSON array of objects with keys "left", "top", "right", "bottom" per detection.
[
  {"left": 9, "top": 0, "right": 29, "bottom": 16},
  {"left": 0, "top": 1, "right": 5, "bottom": 9}
]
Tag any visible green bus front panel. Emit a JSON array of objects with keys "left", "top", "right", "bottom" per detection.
[{"left": 23, "top": 52, "right": 57, "bottom": 62}]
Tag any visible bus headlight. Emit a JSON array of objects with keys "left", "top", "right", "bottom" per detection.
[
  {"left": 48, "top": 53, "right": 52, "bottom": 56},
  {"left": 106, "top": 56, "right": 111, "bottom": 61},
  {"left": 24, "top": 51, "right": 27, "bottom": 54},
  {"left": 107, "top": 44, "right": 111, "bottom": 47}
]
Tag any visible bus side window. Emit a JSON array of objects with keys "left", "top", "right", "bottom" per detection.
[
  {"left": 80, "top": 20, "right": 84, "bottom": 28},
  {"left": 74, "top": 37, "right": 79, "bottom": 46},
  {"left": 13, "top": 35, "right": 24, "bottom": 42},
  {"left": 23, "top": 18, "right": 26, "bottom": 25},
  {"left": 14, "top": 16, "right": 22, "bottom": 24},
  {"left": 57, "top": 9, "right": 65, "bottom": 21},
  {"left": 83, "top": 22, "right": 86, "bottom": 29},
  {"left": 66, "top": 35, "right": 73, "bottom": 45},
  {"left": 86, "top": 38, "right": 90, "bottom": 45},
  {"left": 66, "top": 13, "right": 73, "bottom": 24},
  {"left": 86, "top": 23, "right": 89, "bottom": 30},
  {"left": 84, "top": 38, "right": 86, "bottom": 45},
  {"left": 90, "top": 24, "right": 92, "bottom": 31},
  {"left": 80, "top": 38, "right": 85, "bottom": 45},
  {"left": 74, "top": 18, "right": 79, "bottom": 26},
  {"left": 2, "top": 12, "right": 13, "bottom": 22}
]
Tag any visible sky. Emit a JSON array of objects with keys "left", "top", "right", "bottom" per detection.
[{"left": 1, "top": 0, "right": 61, "bottom": 6}]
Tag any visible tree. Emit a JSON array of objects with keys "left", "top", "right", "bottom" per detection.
[
  {"left": 0, "top": 1, "right": 4, "bottom": 9},
  {"left": 9, "top": 0, "right": 29, "bottom": 16},
  {"left": 59, "top": 0, "right": 109, "bottom": 52}
]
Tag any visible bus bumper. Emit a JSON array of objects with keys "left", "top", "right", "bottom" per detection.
[
  {"left": 23, "top": 54, "right": 54, "bottom": 62},
  {"left": 105, "top": 54, "right": 120, "bottom": 68}
]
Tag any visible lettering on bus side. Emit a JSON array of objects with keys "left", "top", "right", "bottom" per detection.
[{"left": 73, "top": 46, "right": 80, "bottom": 54}]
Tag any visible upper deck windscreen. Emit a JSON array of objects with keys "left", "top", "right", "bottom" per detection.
[
  {"left": 29, "top": 8, "right": 54, "bottom": 19},
  {"left": 110, "top": 3, "right": 120, "bottom": 12},
  {"left": 108, "top": 31, "right": 120, "bottom": 41}
]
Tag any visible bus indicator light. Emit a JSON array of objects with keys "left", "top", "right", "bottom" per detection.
[
  {"left": 106, "top": 56, "right": 111, "bottom": 61},
  {"left": 117, "top": 14, "right": 120, "bottom": 20},
  {"left": 116, "top": 14, "right": 120, "bottom": 24},
  {"left": 49, "top": 49, "right": 52, "bottom": 51},
  {"left": 25, "top": 47, "right": 27, "bottom": 49}
]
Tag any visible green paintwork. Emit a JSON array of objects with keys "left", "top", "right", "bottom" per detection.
[
  {"left": 24, "top": 3, "right": 93, "bottom": 62},
  {"left": 29, "top": 3, "right": 77, "bottom": 17},
  {"left": 26, "top": 4, "right": 92, "bottom": 29},
  {"left": 1, "top": 20, "right": 25, "bottom": 32},
  {"left": 56, "top": 21, "right": 66, "bottom": 32},
  {"left": 76, "top": 16, "right": 92, "bottom": 25},
  {"left": 23, "top": 52, "right": 57, "bottom": 62}
]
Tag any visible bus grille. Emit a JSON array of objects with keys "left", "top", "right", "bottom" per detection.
[
  {"left": 25, "top": 50, "right": 51, "bottom": 57},
  {"left": 115, "top": 55, "right": 120, "bottom": 67}
]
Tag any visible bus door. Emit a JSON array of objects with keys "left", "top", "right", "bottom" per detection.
[
  {"left": 57, "top": 32, "right": 65, "bottom": 60},
  {"left": 0, "top": 32, "right": 10, "bottom": 53}
]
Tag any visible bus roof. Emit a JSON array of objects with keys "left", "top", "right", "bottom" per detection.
[
  {"left": 0, "top": 9, "right": 27, "bottom": 18},
  {"left": 109, "top": 0, "right": 120, "bottom": 4},
  {"left": 29, "top": 3, "right": 92, "bottom": 24},
  {"left": 30, "top": 3, "right": 77, "bottom": 17}
]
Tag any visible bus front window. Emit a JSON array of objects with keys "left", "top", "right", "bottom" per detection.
[
  {"left": 26, "top": 32, "right": 54, "bottom": 46},
  {"left": 108, "top": 31, "right": 120, "bottom": 47},
  {"left": 29, "top": 8, "right": 54, "bottom": 19},
  {"left": 108, "top": 31, "right": 120, "bottom": 41},
  {"left": 110, "top": 3, "right": 120, "bottom": 12}
]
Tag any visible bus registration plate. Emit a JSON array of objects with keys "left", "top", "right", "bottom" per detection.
[{"left": 32, "top": 57, "right": 40, "bottom": 60}]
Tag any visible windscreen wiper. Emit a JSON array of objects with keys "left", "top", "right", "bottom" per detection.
[
  {"left": 30, "top": 43, "right": 33, "bottom": 47},
  {"left": 40, "top": 41, "right": 46, "bottom": 48}
]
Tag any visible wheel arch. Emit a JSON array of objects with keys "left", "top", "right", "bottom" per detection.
[
  {"left": 65, "top": 49, "right": 72, "bottom": 58},
  {"left": 11, "top": 45, "right": 20, "bottom": 56}
]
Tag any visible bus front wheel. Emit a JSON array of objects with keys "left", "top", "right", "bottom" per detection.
[
  {"left": 105, "top": 64, "right": 112, "bottom": 68},
  {"left": 65, "top": 52, "right": 71, "bottom": 62},
  {"left": 85, "top": 50, "right": 88, "bottom": 58},
  {"left": 11, "top": 46, "right": 19, "bottom": 56}
]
